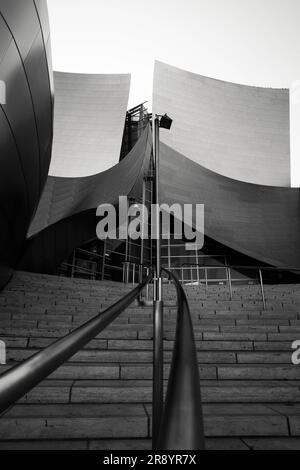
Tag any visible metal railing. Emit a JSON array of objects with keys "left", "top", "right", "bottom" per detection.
[
  {"left": 156, "top": 268, "right": 205, "bottom": 450},
  {"left": 165, "top": 264, "right": 300, "bottom": 310},
  {"left": 0, "top": 274, "right": 152, "bottom": 415},
  {"left": 59, "top": 261, "right": 123, "bottom": 281},
  {"left": 4, "top": 260, "right": 296, "bottom": 447},
  {"left": 122, "top": 262, "right": 151, "bottom": 289},
  {"left": 0, "top": 267, "right": 206, "bottom": 450}
]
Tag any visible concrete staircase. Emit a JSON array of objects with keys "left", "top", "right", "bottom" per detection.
[{"left": 0, "top": 271, "right": 300, "bottom": 450}]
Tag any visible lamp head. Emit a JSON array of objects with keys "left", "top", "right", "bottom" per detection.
[{"left": 159, "top": 114, "right": 173, "bottom": 130}]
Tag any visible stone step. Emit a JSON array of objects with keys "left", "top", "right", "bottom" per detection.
[
  {"left": 1, "top": 272, "right": 300, "bottom": 448},
  {"left": 0, "top": 403, "right": 292, "bottom": 440},
  {"left": 2, "top": 309, "right": 299, "bottom": 322},
  {"left": 3, "top": 437, "right": 300, "bottom": 451},
  {"left": 4, "top": 348, "right": 236, "bottom": 364},
  {"left": 10, "top": 379, "right": 300, "bottom": 405},
  {"left": 2, "top": 363, "right": 299, "bottom": 381},
  {"left": 0, "top": 438, "right": 247, "bottom": 451},
  {"left": 1, "top": 337, "right": 295, "bottom": 353},
  {"left": 5, "top": 326, "right": 294, "bottom": 341},
  {"left": 0, "top": 319, "right": 295, "bottom": 331},
  {"left": 3, "top": 347, "right": 295, "bottom": 364},
  {"left": 120, "top": 364, "right": 300, "bottom": 381}
]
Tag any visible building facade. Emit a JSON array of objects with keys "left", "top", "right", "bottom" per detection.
[{"left": 0, "top": 0, "right": 54, "bottom": 288}]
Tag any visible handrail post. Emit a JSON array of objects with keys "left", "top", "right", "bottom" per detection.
[
  {"left": 146, "top": 267, "right": 150, "bottom": 301},
  {"left": 259, "top": 269, "right": 266, "bottom": 310},
  {"left": 126, "top": 262, "right": 130, "bottom": 285},
  {"left": 132, "top": 263, "right": 136, "bottom": 287},
  {"left": 122, "top": 263, "right": 125, "bottom": 284},
  {"left": 71, "top": 250, "right": 76, "bottom": 278},
  {"left": 139, "top": 264, "right": 143, "bottom": 284},
  {"left": 227, "top": 267, "right": 233, "bottom": 300},
  {"left": 123, "top": 261, "right": 129, "bottom": 284},
  {"left": 152, "top": 297, "right": 164, "bottom": 449},
  {"left": 196, "top": 264, "right": 200, "bottom": 285},
  {"left": 205, "top": 267, "right": 208, "bottom": 292}
]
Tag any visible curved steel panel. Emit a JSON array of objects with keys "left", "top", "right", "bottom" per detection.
[
  {"left": 153, "top": 61, "right": 291, "bottom": 187},
  {"left": 29, "top": 125, "right": 152, "bottom": 237},
  {"left": 0, "top": 0, "right": 53, "bottom": 287},
  {"left": 49, "top": 71, "right": 131, "bottom": 178},
  {"left": 160, "top": 143, "right": 300, "bottom": 268},
  {"left": 22, "top": 126, "right": 152, "bottom": 273}
]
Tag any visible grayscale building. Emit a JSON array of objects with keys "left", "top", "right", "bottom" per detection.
[{"left": 0, "top": 0, "right": 299, "bottom": 452}]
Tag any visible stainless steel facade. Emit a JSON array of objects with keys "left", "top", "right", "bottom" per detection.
[
  {"left": 159, "top": 142, "right": 300, "bottom": 268},
  {"left": 49, "top": 71, "right": 130, "bottom": 177},
  {"left": 21, "top": 126, "right": 152, "bottom": 274},
  {"left": 153, "top": 61, "right": 291, "bottom": 187},
  {"left": 0, "top": 0, "right": 54, "bottom": 288}
]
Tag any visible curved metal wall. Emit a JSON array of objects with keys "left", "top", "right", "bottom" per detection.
[
  {"left": 160, "top": 143, "right": 300, "bottom": 268},
  {"left": 0, "top": 0, "right": 54, "bottom": 288},
  {"left": 21, "top": 126, "right": 152, "bottom": 273},
  {"left": 49, "top": 71, "right": 131, "bottom": 178},
  {"left": 153, "top": 61, "right": 291, "bottom": 187}
]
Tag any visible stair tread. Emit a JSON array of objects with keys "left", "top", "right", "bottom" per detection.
[{"left": 1, "top": 272, "right": 300, "bottom": 446}]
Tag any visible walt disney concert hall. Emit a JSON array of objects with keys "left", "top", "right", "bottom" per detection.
[{"left": 0, "top": 0, "right": 300, "bottom": 451}]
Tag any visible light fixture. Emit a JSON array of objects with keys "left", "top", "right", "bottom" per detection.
[{"left": 159, "top": 114, "right": 173, "bottom": 130}]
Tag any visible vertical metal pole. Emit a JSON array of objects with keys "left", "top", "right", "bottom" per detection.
[
  {"left": 227, "top": 267, "right": 233, "bottom": 300},
  {"left": 259, "top": 269, "right": 266, "bottom": 310},
  {"left": 141, "top": 179, "right": 146, "bottom": 271},
  {"left": 139, "top": 179, "right": 146, "bottom": 290},
  {"left": 152, "top": 116, "right": 164, "bottom": 450},
  {"left": 168, "top": 234, "right": 171, "bottom": 285},
  {"left": 125, "top": 195, "right": 129, "bottom": 266},
  {"left": 97, "top": 244, "right": 102, "bottom": 281},
  {"left": 146, "top": 267, "right": 150, "bottom": 301},
  {"left": 154, "top": 117, "right": 162, "bottom": 302},
  {"left": 153, "top": 299, "right": 164, "bottom": 449},
  {"left": 196, "top": 246, "right": 200, "bottom": 285},
  {"left": 150, "top": 178, "right": 154, "bottom": 269},
  {"left": 71, "top": 250, "right": 76, "bottom": 278},
  {"left": 102, "top": 240, "right": 106, "bottom": 281},
  {"left": 205, "top": 267, "right": 208, "bottom": 292}
]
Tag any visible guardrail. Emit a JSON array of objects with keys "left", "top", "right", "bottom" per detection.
[
  {"left": 157, "top": 268, "right": 205, "bottom": 450},
  {"left": 0, "top": 268, "right": 206, "bottom": 450},
  {"left": 2, "top": 261, "right": 297, "bottom": 447},
  {"left": 164, "top": 264, "right": 300, "bottom": 310},
  {"left": 0, "top": 274, "right": 152, "bottom": 415}
]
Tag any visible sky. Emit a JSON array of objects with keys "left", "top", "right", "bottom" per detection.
[{"left": 48, "top": 0, "right": 300, "bottom": 186}]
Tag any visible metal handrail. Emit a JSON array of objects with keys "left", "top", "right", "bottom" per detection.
[
  {"left": 0, "top": 273, "right": 153, "bottom": 416},
  {"left": 157, "top": 268, "right": 205, "bottom": 450},
  {"left": 7, "top": 259, "right": 293, "bottom": 446},
  {"left": 174, "top": 262, "right": 300, "bottom": 272},
  {"left": 0, "top": 267, "right": 205, "bottom": 450},
  {"left": 167, "top": 264, "right": 300, "bottom": 308},
  {"left": 60, "top": 262, "right": 103, "bottom": 277}
]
